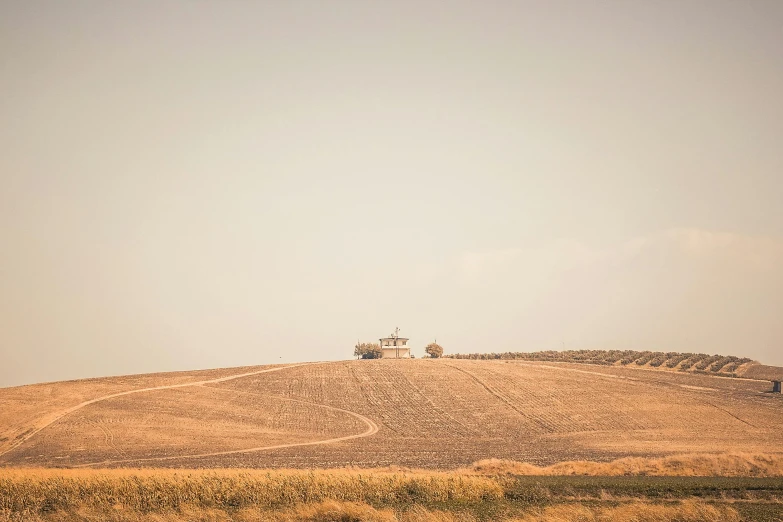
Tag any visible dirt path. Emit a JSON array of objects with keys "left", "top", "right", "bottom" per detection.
[
  {"left": 0, "top": 363, "right": 316, "bottom": 460},
  {"left": 73, "top": 393, "right": 379, "bottom": 467}
]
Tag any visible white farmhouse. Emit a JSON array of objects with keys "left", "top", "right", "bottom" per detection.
[{"left": 379, "top": 328, "right": 411, "bottom": 359}]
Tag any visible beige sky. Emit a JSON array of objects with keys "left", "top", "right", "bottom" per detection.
[{"left": 1, "top": 1, "right": 782, "bottom": 387}]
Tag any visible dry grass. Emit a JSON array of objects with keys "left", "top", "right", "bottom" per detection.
[
  {"left": 0, "top": 499, "right": 745, "bottom": 522},
  {"left": 0, "top": 467, "right": 777, "bottom": 521},
  {"left": 511, "top": 501, "right": 740, "bottom": 522},
  {"left": 0, "top": 468, "right": 503, "bottom": 513},
  {"left": 467, "top": 453, "right": 783, "bottom": 477},
  {"left": 2, "top": 359, "right": 783, "bottom": 469}
]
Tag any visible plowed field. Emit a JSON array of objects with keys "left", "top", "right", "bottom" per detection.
[{"left": 1, "top": 359, "right": 781, "bottom": 468}]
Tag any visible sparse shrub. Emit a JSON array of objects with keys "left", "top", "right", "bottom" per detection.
[
  {"left": 679, "top": 354, "right": 708, "bottom": 371},
  {"left": 710, "top": 356, "right": 734, "bottom": 372},
  {"left": 355, "top": 342, "right": 382, "bottom": 359},
  {"left": 722, "top": 358, "right": 752, "bottom": 374},
  {"left": 696, "top": 354, "right": 722, "bottom": 371},
  {"left": 620, "top": 353, "right": 638, "bottom": 364},
  {"left": 665, "top": 353, "right": 691, "bottom": 368},
  {"left": 600, "top": 351, "right": 627, "bottom": 365},
  {"left": 425, "top": 343, "right": 444, "bottom": 358},
  {"left": 634, "top": 351, "right": 655, "bottom": 365}
]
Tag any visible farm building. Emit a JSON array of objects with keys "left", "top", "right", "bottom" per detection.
[{"left": 379, "top": 328, "right": 410, "bottom": 359}]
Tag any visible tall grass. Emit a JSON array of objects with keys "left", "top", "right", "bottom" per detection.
[
  {"left": 512, "top": 501, "right": 740, "bottom": 522},
  {"left": 1, "top": 455, "right": 780, "bottom": 521},
  {"left": 0, "top": 499, "right": 744, "bottom": 521},
  {"left": 466, "top": 453, "right": 783, "bottom": 477},
  {"left": 0, "top": 469, "right": 502, "bottom": 513}
]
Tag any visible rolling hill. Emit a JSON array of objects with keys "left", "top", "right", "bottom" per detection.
[{"left": 1, "top": 359, "right": 782, "bottom": 469}]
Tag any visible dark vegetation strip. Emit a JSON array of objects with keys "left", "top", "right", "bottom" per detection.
[
  {"left": 445, "top": 350, "right": 754, "bottom": 377},
  {"left": 397, "top": 499, "right": 783, "bottom": 522},
  {"left": 500, "top": 476, "right": 783, "bottom": 502}
]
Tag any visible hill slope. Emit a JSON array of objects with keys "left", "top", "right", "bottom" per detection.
[{"left": 1, "top": 359, "right": 782, "bottom": 469}]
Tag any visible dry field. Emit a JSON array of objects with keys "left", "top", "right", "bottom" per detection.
[{"left": 1, "top": 359, "right": 782, "bottom": 469}]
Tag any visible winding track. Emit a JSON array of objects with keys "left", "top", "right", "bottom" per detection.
[
  {"left": 0, "top": 362, "right": 379, "bottom": 465},
  {"left": 74, "top": 393, "right": 379, "bottom": 467}
]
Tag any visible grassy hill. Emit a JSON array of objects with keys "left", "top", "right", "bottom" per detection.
[{"left": 1, "top": 358, "right": 782, "bottom": 469}]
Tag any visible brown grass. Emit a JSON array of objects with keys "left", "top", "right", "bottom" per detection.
[
  {"left": 0, "top": 465, "right": 775, "bottom": 522},
  {"left": 0, "top": 499, "right": 744, "bottom": 522},
  {"left": 0, "top": 468, "right": 503, "bottom": 513},
  {"left": 466, "top": 453, "right": 783, "bottom": 477},
  {"left": 511, "top": 501, "right": 739, "bottom": 522}
]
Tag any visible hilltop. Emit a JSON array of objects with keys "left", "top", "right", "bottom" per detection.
[{"left": 1, "top": 358, "right": 782, "bottom": 469}]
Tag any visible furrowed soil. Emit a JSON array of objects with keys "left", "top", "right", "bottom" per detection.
[{"left": 1, "top": 359, "right": 782, "bottom": 469}]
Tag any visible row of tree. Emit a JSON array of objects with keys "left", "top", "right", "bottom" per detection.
[
  {"left": 443, "top": 350, "right": 751, "bottom": 375},
  {"left": 353, "top": 342, "right": 444, "bottom": 359}
]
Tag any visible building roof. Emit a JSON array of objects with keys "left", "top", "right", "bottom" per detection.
[{"left": 380, "top": 337, "right": 409, "bottom": 341}]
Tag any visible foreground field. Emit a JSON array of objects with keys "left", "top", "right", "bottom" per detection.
[
  {"left": 1, "top": 359, "right": 782, "bottom": 468},
  {"left": 2, "top": 466, "right": 783, "bottom": 521}
]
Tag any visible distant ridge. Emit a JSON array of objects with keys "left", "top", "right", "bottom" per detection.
[
  {"left": 739, "top": 364, "right": 783, "bottom": 381},
  {"left": 446, "top": 349, "right": 761, "bottom": 377}
]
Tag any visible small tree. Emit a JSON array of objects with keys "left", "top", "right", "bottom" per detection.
[
  {"left": 354, "top": 342, "right": 382, "bottom": 359},
  {"left": 425, "top": 342, "right": 443, "bottom": 358}
]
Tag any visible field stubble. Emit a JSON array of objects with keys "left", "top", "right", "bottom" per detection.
[
  {"left": 2, "top": 466, "right": 782, "bottom": 521},
  {"left": 1, "top": 359, "right": 782, "bottom": 469}
]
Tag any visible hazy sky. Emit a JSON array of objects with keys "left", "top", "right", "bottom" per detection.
[{"left": 1, "top": 1, "right": 782, "bottom": 387}]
